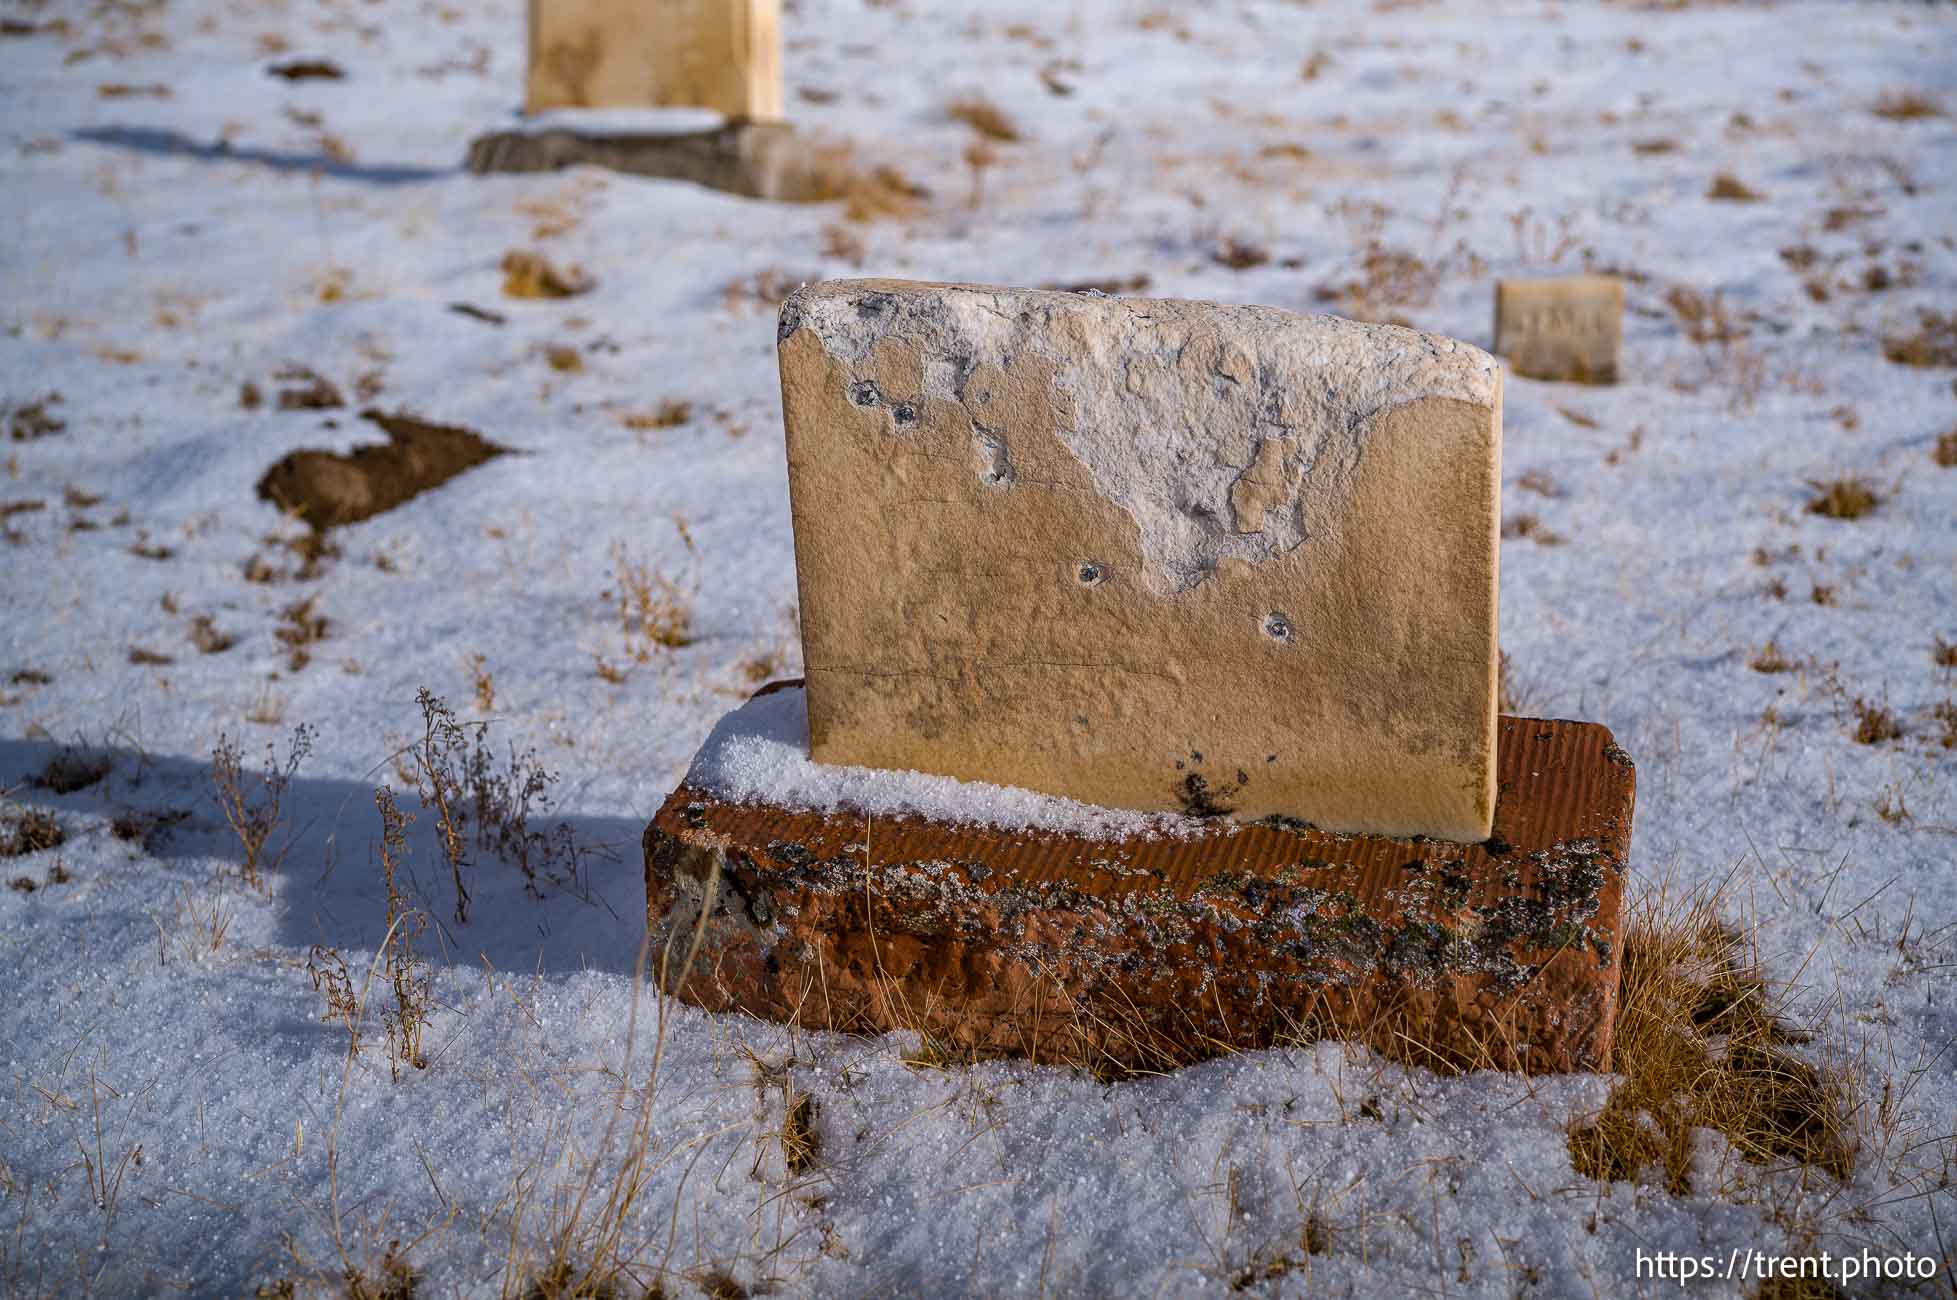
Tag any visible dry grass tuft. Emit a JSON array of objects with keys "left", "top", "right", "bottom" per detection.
[
  {"left": 1212, "top": 237, "right": 1271, "bottom": 271},
  {"left": 189, "top": 614, "right": 237, "bottom": 655},
  {"left": 468, "top": 652, "right": 495, "bottom": 712},
  {"left": 780, "top": 1090, "right": 820, "bottom": 1175},
  {"left": 342, "top": 1239, "right": 420, "bottom": 1300},
  {"left": 247, "top": 682, "right": 287, "bottom": 727},
  {"left": 275, "top": 595, "right": 329, "bottom": 671},
  {"left": 7, "top": 393, "right": 65, "bottom": 441},
  {"left": 1934, "top": 701, "right": 1957, "bottom": 751},
  {"left": 947, "top": 96, "right": 1022, "bottom": 142},
  {"left": 1872, "top": 89, "right": 1944, "bottom": 121},
  {"left": 1501, "top": 513, "right": 1565, "bottom": 545},
  {"left": 1873, "top": 783, "right": 1912, "bottom": 827},
  {"left": 622, "top": 400, "right": 693, "bottom": 433},
  {"left": 1803, "top": 477, "right": 1882, "bottom": 520},
  {"left": 1497, "top": 650, "right": 1535, "bottom": 716},
  {"left": 1935, "top": 430, "right": 1957, "bottom": 467},
  {"left": 0, "top": 805, "right": 64, "bottom": 857},
  {"left": 36, "top": 745, "right": 111, "bottom": 793},
  {"left": 604, "top": 540, "right": 697, "bottom": 660},
  {"left": 1706, "top": 172, "right": 1763, "bottom": 202},
  {"left": 274, "top": 366, "right": 343, "bottom": 411},
  {"left": 1313, "top": 240, "right": 1466, "bottom": 324},
  {"left": 1882, "top": 310, "right": 1957, "bottom": 368},
  {"left": 1568, "top": 881, "right": 1854, "bottom": 1194},
  {"left": 502, "top": 251, "right": 593, "bottom": 300},
  {"left": 1849, "top": 697, "right": 1902, "bottom": 745},
  {"left": 1749, "top": 641, "right": 1792, "bottom": 674},
  {"left": 723, "top": 268, "right": 811, "bottom": 311},
  {"left": 1933, "top": 636, "right": 1957, "bottom": 669},
  {"left": 1667, "top": 279, "right": 1766, "bottom": 407},
  {"left": 1665, "top": 285, "right": 1745, "bottom": 346},
  {"left": 841, "top": 164, "right": 928, "bottom": 224}
]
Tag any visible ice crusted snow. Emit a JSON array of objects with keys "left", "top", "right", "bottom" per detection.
[{"left": 686, "top": 684, "right": 1221, "bottom": 839}]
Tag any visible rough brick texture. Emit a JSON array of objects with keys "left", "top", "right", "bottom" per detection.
[{"left": 645, "top": 684, "right": 1634, "bottom": 1075}]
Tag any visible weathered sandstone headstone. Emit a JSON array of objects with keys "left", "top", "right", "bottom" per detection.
[
  {"left": 778, "top": 280, "right": 1503, "bottom": 843},
  {"left": 526, "top": 0, "right": 782, "bottom": 121},
  {"left": 1493, "top": 275, "right": 1624, "bottom": 384}
]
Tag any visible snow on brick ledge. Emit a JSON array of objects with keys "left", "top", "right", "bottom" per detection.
[{"left": 644, "top": 683, "right": 1635, "bottom": 1076}]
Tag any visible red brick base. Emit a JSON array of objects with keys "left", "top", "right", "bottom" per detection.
[{"left": 645, "top": 684, "right": 1634, "bottom": 1075}]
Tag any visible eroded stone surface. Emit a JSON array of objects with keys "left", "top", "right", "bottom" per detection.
[
  {"left": 779, "top": 279, "right": 1503, "bottom": 842},
  {"left": 1493, "top": 276, "right": 1624, "bottom": 384},
  {"left": 526, "top": 0, "right": 782, "bottom": 120},
  {"left": 645, "top": 691, "right": 1634, "bottom": 1075}
]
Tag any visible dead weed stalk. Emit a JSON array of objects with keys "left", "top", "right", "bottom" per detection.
[
  {"left": 210, "top": 724, "right": 312, "bottom": 891},
  {"left": 375, "top": 786, "right": 432, "bottom": 1079}
]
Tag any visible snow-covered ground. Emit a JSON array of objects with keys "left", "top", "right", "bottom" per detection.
[{"left": 2, "top": 0, "right": 1954, "bottom": 1294}]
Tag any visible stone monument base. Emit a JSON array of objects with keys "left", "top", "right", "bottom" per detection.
[
  {"left": 644, "top": 682, "right": 1634, "bottom": 1075},
  {"left": 464, "top": 117, "right": 846, "bottom": 202}
]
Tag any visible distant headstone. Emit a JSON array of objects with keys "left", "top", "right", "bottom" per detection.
[
  {"left": 1493, "top": 275, "right": 1624, "bottom": 384},
  {"left": 525, "top": 0, "right": 782, "bottom": 121},
  {"left": 777, "top": 279, "right": 1504, "bottom": 843}
]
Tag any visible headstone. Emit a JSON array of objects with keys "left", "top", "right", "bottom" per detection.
[
  {"left": 525, "top": 0, "right": 782, "bottom": 121},
  {"left": 777, "top": 279, "right": 1503, "bottom": 843},
  {"left": 1493, "top": 275, "right": 1624, "bottom": 384}
]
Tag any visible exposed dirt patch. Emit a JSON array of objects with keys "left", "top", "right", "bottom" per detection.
[
  {"left": 256, "top": 408, "right": 511, "bottom": 531},
  {"left": 267, "top": 57, "right": 344, "bottom": 81}
]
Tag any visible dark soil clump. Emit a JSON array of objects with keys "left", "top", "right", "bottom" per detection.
[{"left": 256, "top": 409, "right": 510, "bottom": 531}]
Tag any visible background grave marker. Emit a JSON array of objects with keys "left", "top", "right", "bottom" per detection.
[
  {"left": 525, "top": 0, "right": 782, "bottom": 120},
  {"left": 1493, "top": 275, "right": 1625, "bottom": 384}
]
